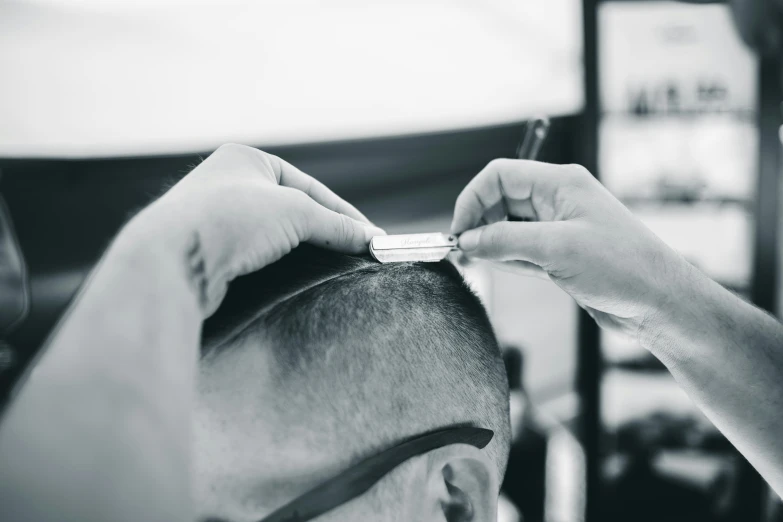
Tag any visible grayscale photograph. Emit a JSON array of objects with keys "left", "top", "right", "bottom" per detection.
[{"left": 0, "top": 1, "right": 781, "bottom": 521}]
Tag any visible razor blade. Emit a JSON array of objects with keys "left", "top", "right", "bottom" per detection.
[{"left": 370, "top": 233, "right": 458, "bottom": 263}]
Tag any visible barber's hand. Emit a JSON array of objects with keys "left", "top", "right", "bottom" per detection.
[
  {"left": 132, "top": 143, "right": 384, "bottom": 317},
  {"left": 451, "top": 159, "right": 695, "bottom": 341}
]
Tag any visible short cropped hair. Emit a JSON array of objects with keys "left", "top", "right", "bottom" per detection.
[{"left": 202, "top": 245, "right": 510, "bottom": 481}]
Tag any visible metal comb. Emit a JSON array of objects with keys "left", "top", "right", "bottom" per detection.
[{"left": 369, "top": 233, "right": 458, "bottom": 263}]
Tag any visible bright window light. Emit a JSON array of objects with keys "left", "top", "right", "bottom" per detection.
[{"left": 0, "top": 0, "right": 583, "bottom": 157}]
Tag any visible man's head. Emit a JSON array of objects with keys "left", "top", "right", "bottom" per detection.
[{"left": 194, "top": 245, "right": 510, "bottom": 522}]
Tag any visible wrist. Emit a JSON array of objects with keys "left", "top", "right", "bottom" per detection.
[
  {"left": 119, "top": 200, "right": 196, "bottom": 256},
  {"left": 109, "top": 204, "right": 203, "bottom": 313},
  {"left": 637, "top": 259, "right": 726, "bottom": 370}
]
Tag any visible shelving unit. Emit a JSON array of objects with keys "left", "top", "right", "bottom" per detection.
[{"left": 577, "top": 1, "right": 781, "bottom": 521}]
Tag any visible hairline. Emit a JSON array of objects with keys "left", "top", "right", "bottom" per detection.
[{"left": 205, "top": 256, "right": 381, "bottom": 355}]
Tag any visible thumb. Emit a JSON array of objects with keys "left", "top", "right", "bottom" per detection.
[
  {"left": 457, "top": 221, "right": 563, "bottom": 266},
  {"left": 303, "top": 202, "right": 386, "bottom": 254}
]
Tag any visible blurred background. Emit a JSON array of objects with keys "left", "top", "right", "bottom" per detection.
[{"left": 0, "top": 0, "right": 780, "bottom": 521}]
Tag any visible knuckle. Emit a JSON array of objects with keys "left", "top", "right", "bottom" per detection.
[
  {"left": 215, "top": 142, "right": 250, "bottom": 155},
  {"left": 483, "top": 223, "right": 510, "bottom": 251},
  {"left": 552, "top": 166, "right": 595, "bottom": 212},
  {"left": 564, "top": 163, "right": 593, "bottom": 184},
  {"left": 487, "top": 158, "right": 504, "bottom": 169},
  {"left": 277, "top": 187, "right": 314, "bottom": 235},
  {"left": 282, "top": 186, "right": 310, "bottom": 207},
  {"left": 263, "top": 152, "right": 283, "bottom": 177},
  {"left": 488, "top": 158, "right": 514, "bottom": 171},
  {"left": 265, "top": 152, "right": 283, "bottom": 167},
  {"left": 337, "top": 213, "right": 357, "bottom": 245},
  {"left": 214, "top": 143, "right": 267, "bottom": 168}
]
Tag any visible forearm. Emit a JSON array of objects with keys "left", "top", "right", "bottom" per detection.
[
  {"left": 643, "top": 264, "right": 783, "bottom": 496},
  {"left": 0, "top": 207, "right": 202, "bottom": 522}
]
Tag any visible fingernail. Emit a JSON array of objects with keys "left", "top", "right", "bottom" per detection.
[{"left": 458, "top": 230, "right": 481, "bottom": 252}]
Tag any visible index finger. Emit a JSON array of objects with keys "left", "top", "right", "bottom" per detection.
[
  {"left": 450, "top": 159, "right": 570, "bottom": 235},
  {"left": 265, "top": 153, "right": 374, "bottom": 225}
]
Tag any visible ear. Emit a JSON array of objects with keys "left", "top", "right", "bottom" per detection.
[{"left": 421, "top": 444, "right": 499, "bottom": 522}]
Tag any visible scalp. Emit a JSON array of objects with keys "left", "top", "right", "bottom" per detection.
[{"left": 201, "top": 244, "right": 510, "bottom": 480}]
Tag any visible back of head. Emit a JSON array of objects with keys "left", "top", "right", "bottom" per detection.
[{"left": 197, "top": 245, "right": 510, "bottom": 520}]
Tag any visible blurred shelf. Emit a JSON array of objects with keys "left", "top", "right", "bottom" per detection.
[
  {"left": 601, "top": 368, "right": 710, "bottom": 432},
  {"left": 601, "top": 110, "right": 755, "bottom": 119},
  {"left": 621, "top": 197, "right": 753, "bottom": 208}
]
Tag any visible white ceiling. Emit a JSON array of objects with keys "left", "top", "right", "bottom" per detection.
[{"left": 0, "top": 0, "right": 583, "bottom": 158}]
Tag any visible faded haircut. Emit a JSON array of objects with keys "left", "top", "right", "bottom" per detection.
[{"left": 202, "top": 245, "right": 511, "bottom": 481}]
